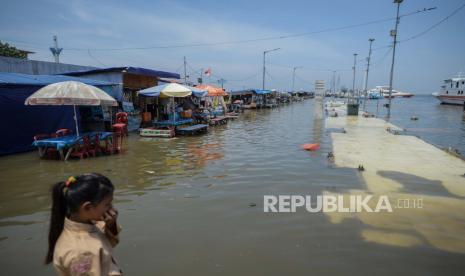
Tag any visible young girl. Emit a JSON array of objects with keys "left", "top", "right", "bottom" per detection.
[{"left": 45, "top": 173, "right": 122, "bottom": 276}]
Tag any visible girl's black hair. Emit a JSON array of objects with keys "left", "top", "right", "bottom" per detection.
[{"left": 45, "top": 173, "right": 114, "bottom": 264}]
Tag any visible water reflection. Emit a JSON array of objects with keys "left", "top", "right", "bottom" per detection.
[{"left": 1, "top": 97, "right": 465, "bottom": 275}]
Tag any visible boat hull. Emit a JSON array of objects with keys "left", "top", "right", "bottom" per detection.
[{"left": 435, "top": 95, "right": 465, "bottom": 105}]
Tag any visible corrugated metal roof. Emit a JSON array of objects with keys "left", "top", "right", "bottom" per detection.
[
  {"left": 0, "top": 72, "right": 117, "bottom": 86},
  {"left": 63, "top": 66, "right": 181, "bottom": 79}
]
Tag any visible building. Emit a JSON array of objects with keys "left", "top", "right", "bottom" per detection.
[
  {"left": 0, "top": 56, "right": 97, "bottom": 75},
  {"left": 315, "top": 80, "right": 325, "bottom": 97}
]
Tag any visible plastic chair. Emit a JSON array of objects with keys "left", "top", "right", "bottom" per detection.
[
  {"left": 104, "top": 132, "right": 123, "bottom": 154},
  {"left": 34, "top": 134, "right": 59, "bottom": 159},
  {"left": 69, "top": 136, "right": 89, "bottom": 159},
  {"left": 89, "top": 133, "right": 103, "bottom": 156},
  {"left": 84, "top": 136, "right": 96, "bottom": 157},
  {"left": 116, "top": 112, "right": 128, "bottom": 124},
  {"left": 114, "top": 112, "right": 129, "bottom": 136},
  {"left": 33, "top": 133, "right": 49, "bottom": 141},
  {"left": 56, "top": 128, "right": 72, "bottom": 137}
]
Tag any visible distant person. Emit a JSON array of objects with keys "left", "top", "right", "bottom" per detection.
[{"left": 45, "top": 173, "right": 122, "bottom": 276}]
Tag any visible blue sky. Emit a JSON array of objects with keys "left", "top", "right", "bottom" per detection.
[{"left": 1, "top": 0, "right": 465, "bottom": 93}]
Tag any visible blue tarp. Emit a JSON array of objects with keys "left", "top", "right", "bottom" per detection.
[
  {"left": 231, "top": 89, "right": 271, "bottom": 95},
  {"left": 63, "top": 66, "right": 180, "bottom": 79},
  {"left": 253, "top": 89, "right": 272, "bottom": 95},
  {"left": 0, "top": 72, "right": 118, "bottom": 156}
]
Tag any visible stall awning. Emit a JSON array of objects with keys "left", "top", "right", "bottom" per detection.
[
  {"left": 138, "top": 83, "right": 193, "bottom": 98},
  {"left": 253, "top": 89, "right": 272, "bottom": 95}
]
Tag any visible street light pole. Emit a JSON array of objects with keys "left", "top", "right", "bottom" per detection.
[
  {"left": 363, "top": 38, "right": 375, "bottom": 111},
  {"left": 352, "top": 53, "right": 358, "bottom": 103},
  {"left": 292, "top": 66, "right": 302, "bottom": 92},
  {"left": 387, "top": 0, "right": 403, "bottom": 119},
  {"left": 262, "top": 48, "right": 281, "bottom": 90}
]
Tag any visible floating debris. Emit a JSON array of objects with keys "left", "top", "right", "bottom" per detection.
[
  {"left": 248, "top": 203, "right": 257, "bottom": 207},
  {"left": 327, "top": 152, "right": 335, "bottom": 163},
  {"left": 145, "top": 170, "right": 155, "bottom": 174},
  {"left": 411, "top": 116, "right": 419, "bottom": 121},
  {"left": 363, "top": 112, "right": 375, "bottom": 118}
]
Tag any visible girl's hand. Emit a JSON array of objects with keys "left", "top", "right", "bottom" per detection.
[{"left": 103, "top": 207, "right": 118, "bottom": 235}]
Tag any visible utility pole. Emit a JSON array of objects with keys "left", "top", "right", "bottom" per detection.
[
  {"left": 217, "top": 78, "right": 226, "bottom": 89},
  {"left": 199, "top": 68, "right": 203, "bottom": 84},
  {"left": 387, "top": 0, "right": 403, "bottom": 119},
  {"left": 363, "top": 38, "right": 375, "bottom": 111},
  {"left": 332, "top": 70, "right": 336, "bottom": 95},
  {"left": 292, "top": 66, "right": 302, "bottom": 92},
  {"left": 262, "top": 48, "right": 281, "bottom": 90},
  {"left": 49, "top": 35, "right": 63, "bottom": 63},
  {"left": 183, "top": 56, "right": 187, "bottom": 85},
  {"left": 352, "top": 53, "right": 358, "bottom": 103}
]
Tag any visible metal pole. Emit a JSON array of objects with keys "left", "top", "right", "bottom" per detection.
[
  {"left": 292, "top": 66, "right": 302, "bottom": 92},
  {"left": 363, "top": 38, "right": 375, "bottom": 111},
  {"left": 183, "top": 56, "right": 187, "bottom": 85},
  {"left": 73, "top": 105, "right": 79, "bottom": 136},
  {"left": 262, "top": 48, "right": 280, "bottom": 90},
  {"left": 387, "top": 0, "right": 403, "bottom": 119},
  {"left": 262, "top": 51, "right": 266, "bottom": 90},
  {"left": 292, "top": 67, "right": 296, "bottom": 92},
  {"left": 352, "top": 53, "right": 357, "bottom": 103},
  {"left": 332, "top": 70, "right": 336, "bottom": 96}
]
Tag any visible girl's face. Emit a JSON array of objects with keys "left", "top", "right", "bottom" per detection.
[{"left": 86, "top": 194, "right": 114, "bottom": 221}]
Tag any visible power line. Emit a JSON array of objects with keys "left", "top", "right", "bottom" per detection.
[
  {"left": 87, "top": 50, "right": 106, "bottom": 67},
  {"left": 399, "top": 2, "right": 465, "bottom": 43},
  {"left": 371, "top": 48, "right": 393, "bottom": 67},
  {"left": 227, "top": 73, "right": 261, "bottom": 82},
  {"left": 294, "top": 74, "right": 314, "bottom": 86},
  {"left": 56, "top": 8, "right": 434, "bottom": 52}
]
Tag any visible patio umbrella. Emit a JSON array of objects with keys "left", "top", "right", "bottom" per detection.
[
  {"left": 138, "top": 83, "right": 194, "bottom": 124},
  {"left": 138, "top": 83, "right": 192, "bottom": 98},
  {"left": 25, "top": 81, "right": 118, "bottom": 136}
]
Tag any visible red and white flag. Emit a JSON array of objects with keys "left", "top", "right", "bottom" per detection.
[{"left": 204, "top": 68, "right": 212, "bottom": 76}]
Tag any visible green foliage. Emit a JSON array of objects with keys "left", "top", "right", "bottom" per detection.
[{"left": 0, "top": 41, "right": 27, "bottom": 59}]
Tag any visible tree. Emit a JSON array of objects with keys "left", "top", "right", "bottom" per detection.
[{"left": 0, "top": 41, "right": 27, "bottom": 59}]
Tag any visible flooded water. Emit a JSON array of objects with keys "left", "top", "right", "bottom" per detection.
[
  {"left": 365, "top": 95, "right": 465, "bottom": 154},
  {"left": 1, "top": 96, "right": 464, "bottom": 275}
]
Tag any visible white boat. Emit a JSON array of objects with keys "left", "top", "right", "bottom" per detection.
[
  {"left": 370, "top": 86, "right": 414, "bottom": 98},
  {"left": 433, "top": 73, "right": 465, "bottom": 105},
  {"left": 366, "top": 89, "right": 383, "bottom": 99}
]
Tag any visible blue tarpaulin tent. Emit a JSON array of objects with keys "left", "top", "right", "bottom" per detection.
[
  {"left": 252, "top": 89, "right": 272, "bottom": 95},
  {"left": 0, "top": 72, "right": 119, "bottom": 156}
]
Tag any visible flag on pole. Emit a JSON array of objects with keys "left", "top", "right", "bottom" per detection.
[{"left": 204, "top": 68, "right": 212, "bottom": 76}]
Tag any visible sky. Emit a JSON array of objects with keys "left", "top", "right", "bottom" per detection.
[{"left": 1, "top": 0, "right": 465, "bottom": 93}]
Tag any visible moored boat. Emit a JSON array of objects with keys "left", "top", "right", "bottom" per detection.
[{"left": 433, "top": 73, "right": 465, "bottom": 105}]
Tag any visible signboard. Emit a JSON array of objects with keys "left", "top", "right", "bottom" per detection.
[{"left": 122, "top": 101, "right": 134, "bottom": 112}]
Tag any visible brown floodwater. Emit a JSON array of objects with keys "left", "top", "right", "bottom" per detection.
[{"left": 0, "top": 98, "right": 464, "bottom": 275}]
